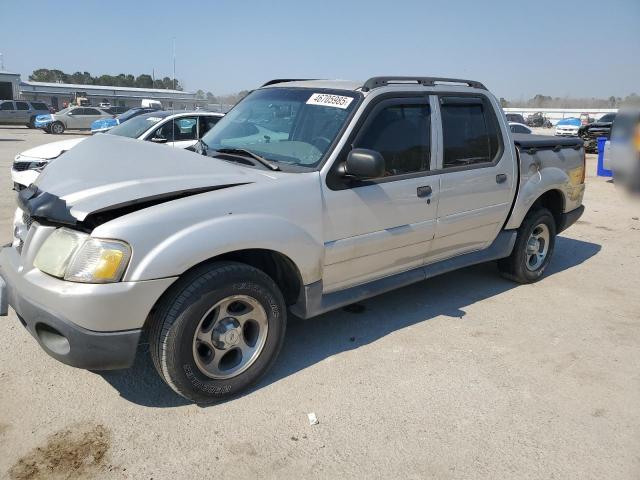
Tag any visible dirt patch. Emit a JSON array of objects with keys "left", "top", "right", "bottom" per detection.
[{"left": 8, "top": 424, "right": 111, "bottom": 480}]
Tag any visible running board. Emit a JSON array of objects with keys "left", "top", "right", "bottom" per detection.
[{"left": 291, "top": 230, "right": 517, "bottom": 319}]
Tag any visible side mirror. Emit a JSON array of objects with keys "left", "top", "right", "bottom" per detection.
[
  {"left": 150, "top": 137, "right": 168, "bottom": 144},
  {"left": 344, "top": 148, "right": 385, "bottom": 179}
]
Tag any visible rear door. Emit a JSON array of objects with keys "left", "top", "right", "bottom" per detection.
[
  {"left": 427, "top": 94, "right": 516, "bottom": 262},
  {"left": 80, "top": 108, "right": 108, "bottom": 129},
  {"left": 321, "top": 95, "right": 439, "bottom": 292},
  {"left": 15, "top": 101, "right": 31, "bottom": 123}
]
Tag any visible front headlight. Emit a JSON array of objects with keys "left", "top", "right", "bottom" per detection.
[{"left": 33, "top": 228, "right": 131, "bottom": 283}]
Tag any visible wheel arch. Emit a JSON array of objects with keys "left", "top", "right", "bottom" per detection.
[{"left": 142, "top": 249, "right": 304, "bottom": 333}]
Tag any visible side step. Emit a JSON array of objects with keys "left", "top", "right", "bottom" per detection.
[{"left": 291, "top": 230, "right": 517, "bottom": 319}]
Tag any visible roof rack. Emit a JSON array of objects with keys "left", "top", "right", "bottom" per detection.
[
  {"left": 361, "top": 76, "right": 486, "bottom": 92},
  {"left": 261, "top": 79, "right": 319, "bottom": 87}
]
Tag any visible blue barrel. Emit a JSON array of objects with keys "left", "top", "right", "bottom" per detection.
[{"left": 596, "top": 136, "right": 612, "bottom": 177}]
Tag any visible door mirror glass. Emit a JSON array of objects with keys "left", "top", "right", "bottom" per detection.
[
  {"left": 150, "top": 137, "right": 168, "bottom": 143},
  {"left": 344, "top": 148, "right": 385, "bottom": 179}
]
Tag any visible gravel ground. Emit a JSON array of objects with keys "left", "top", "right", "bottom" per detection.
[{"left": 0, "top": 126, "right": 638, "bottom": 480}]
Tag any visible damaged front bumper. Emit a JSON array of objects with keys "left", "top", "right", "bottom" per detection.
[{"left": 0, "top": 227, "right": 176, "bottom": 370}]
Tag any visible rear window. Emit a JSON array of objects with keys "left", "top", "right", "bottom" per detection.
[
  {"left": 0, "top": 101, "right": 14, "bottom": 111},
  {"left": 16, "top": 102, "right": 30, "bottom": 111},
  {"left": 440, "top": 97, "right": 501, "bottom": 168}
]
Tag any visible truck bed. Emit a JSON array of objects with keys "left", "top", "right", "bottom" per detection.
[{"left": 512, "top": 133, "right": 583, "bottom": 150}]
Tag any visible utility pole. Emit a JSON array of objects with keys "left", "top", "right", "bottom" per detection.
[{"left": 172, "top": 37, "right": 176, "bottom": 91}]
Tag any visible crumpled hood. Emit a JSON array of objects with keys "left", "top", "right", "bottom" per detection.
[
  {"left": 19, "top": 137, "right": 86, "bottom": 161},
  {"left": 33, "top": 134, "right": 274, "bottom": 221}
]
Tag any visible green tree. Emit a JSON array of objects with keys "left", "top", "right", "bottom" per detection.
[{"left": 135, "top": 74, "right": 154, "bottom": 88}]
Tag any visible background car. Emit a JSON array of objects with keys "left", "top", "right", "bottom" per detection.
[
  {"left": 91, "top": 107, "right": 161, "bottom": 133},
  {"left": 578, "top": 112, "right": 617, "bottom": 152},
  {"left": 11, "top": 111, "right": 224, "bottom": 189},
  {"left": 0, "top": 100, "right": 51, "bottom": 127},
  {"left": 509, "top": 122, "right": 532, "bottom": 134},
  {"left": 505, "top": 113, "right": 526, "bottom": 124},
  {"left": 37, "top": 106, "right": 113, "bottom": 134},
  {"left": 106, "top": 106, "right": 129, "bottom": 115},
  {"left": 555, "top": 117, "right": 582, "bottom": 137}
]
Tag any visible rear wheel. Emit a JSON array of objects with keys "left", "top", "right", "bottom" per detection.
[
  {"left": 498, "top": 208, "right": 556, "bottom": 283},
  {"left": 50, "top": 121, "right": 65, "bottom": 134},
  {"left": 149, "top": 262, "right": 287, "bottom": 403}
]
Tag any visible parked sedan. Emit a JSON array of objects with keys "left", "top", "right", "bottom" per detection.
[
  {"left": 11, "top": 111, "right": 224, "bottom": 189},
  {"left": 509, "top": 122, "right": 532, "bottom": 134},
  {"left": 37, "top": 106, "right": 114, "bottom": 134},
  {"left": 91, "top": 107, "right": 161, "bottom": 133}
]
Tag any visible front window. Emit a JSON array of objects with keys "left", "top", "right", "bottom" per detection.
[
  {"left": 107, "top": 114, "right": 166, "bottom": 138},
  {"left": 201, "top": 88, "right": 360, "bottom": 168}
]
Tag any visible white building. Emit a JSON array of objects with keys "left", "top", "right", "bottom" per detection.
[{"left": 18, "top": 80, "right": 201, "bottom": 110}]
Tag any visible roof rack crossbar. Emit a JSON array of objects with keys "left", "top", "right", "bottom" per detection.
[
  {"left": 361, "top": 76, "right": 486, "bottom": 92},
  {"left": 261, "top": 79, "right": 319, "bottom": 87}
]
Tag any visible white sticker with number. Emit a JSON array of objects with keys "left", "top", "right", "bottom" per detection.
[{"left": 306, "top": 93, "right": 354, "bottom": 109}]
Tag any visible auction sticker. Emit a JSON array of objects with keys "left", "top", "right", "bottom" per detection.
[{"left": 306, "top": 93, "right": 354, "bottom": 109}]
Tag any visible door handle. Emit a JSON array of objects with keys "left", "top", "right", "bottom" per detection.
[
  {"left": 496, "top": 174, "right": 507, "bottom": 184},
  {"left": 417, "top": 185, "right": 432, "bottom": 198}
]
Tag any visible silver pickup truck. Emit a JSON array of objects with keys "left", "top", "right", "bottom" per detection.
[{"left": 0, "top": 77, "right": 585, "bottom": 403}]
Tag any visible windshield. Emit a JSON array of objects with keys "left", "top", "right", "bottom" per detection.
[
  {"left": 201, "top": 88, "right": 360, "bottom": 168},
  {"left": 107, "top": 114, "right": 165, "bottom": 138}
]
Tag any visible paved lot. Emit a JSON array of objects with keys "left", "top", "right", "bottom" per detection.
[{"left": 0, "top": 126, "right": 638, "bottom": 479}]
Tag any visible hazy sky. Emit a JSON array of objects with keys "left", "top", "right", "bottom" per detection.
[{"left": 2, "top": 0, "right": 639, "bottom": 99}]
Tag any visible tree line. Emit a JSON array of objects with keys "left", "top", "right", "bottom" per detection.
[
  {"left": 500, "top": 93, "right": 640, "bottom": 109},
  {"left": 193, "top": 89, "right": 250, "bottom": 106},
  {"left": 29, "top": 68, "right": 182, "bottom": 90}
]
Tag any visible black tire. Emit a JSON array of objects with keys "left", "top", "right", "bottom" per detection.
[
  {"left": 498, "top": 208, "right": 556, "bottom": 284},
  {"left": 149, "top": 261, "right": 287, "bottom": 403},
  {"left": 50, "top": 121, "right": 65, "bottom": 134},
  {"left": 26, "top": 116, "right": 36, "bottom": 128}
]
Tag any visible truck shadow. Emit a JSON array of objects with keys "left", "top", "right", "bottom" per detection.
[{"left": 98, "top": 236, "right": 600, "bottom": 408}]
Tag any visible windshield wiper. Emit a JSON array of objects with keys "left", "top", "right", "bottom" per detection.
[{"left": 215, "top": 148, "right": 280, "bottom": 171}]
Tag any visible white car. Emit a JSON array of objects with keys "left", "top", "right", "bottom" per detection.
[
  {"left": 11, "top": 111, "right": 224, "bottom": 190},
  {"left": 509, "top": 122, "right": 532, "bottom": 134},
  {"left": 555, "top": 118, "right": 581, "bottom": 137}
]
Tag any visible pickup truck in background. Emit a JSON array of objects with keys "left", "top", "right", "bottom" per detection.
[
  {"left": 579, "top": 112, "right": 617, "bottom": 153},
  {"left": 0, "top": 77, "right": 586, "bottom": 403}
]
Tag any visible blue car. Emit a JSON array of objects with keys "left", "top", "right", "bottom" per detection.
[
  {"left": 91, "top": 107, "right": 160, "bottom": 133},
  {"left": 34, "top": 113, "right": 54, "bottom": 129}
]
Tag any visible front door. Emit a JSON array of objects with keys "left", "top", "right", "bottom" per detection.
[
  {"left": 428, "top": 95, "right": 516, "bottom": 262},
  {"left": 65, "top": 108, "right": 84, "bottom": 128},
  {"left": 321, "top": 97, "right": 438, "bottom": 293}
]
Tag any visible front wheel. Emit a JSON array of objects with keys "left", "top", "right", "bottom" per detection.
[
  {"left": 50, "top": 121, "right": 65, "bottom": 134},
  {"left": 149, "top": 262, "right": 287, "bottom": 403},
  {"left": 498, "top": 208, "right": 556, "bottom": 283}
]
